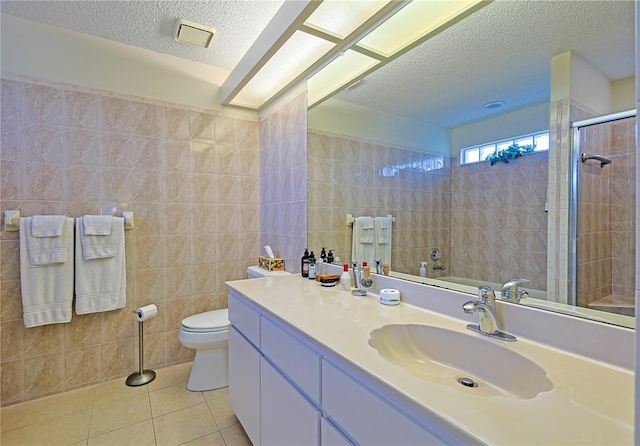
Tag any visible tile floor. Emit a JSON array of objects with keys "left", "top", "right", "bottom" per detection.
[{"left": 0, "top": 363, "right": 251, "bottom": 446}]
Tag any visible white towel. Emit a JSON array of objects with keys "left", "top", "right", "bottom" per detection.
[
  {"left": 358, "top": 217, "right": 374, "bottom": 243},
  {"left": 83, "top": 215, "right": 112, "bottom": 235},
  {"left": 375, "top": 216, "right": 391, "bottom": 244},
  {"left": 20, "top": 217, "right": 74, "bottom": 327},
  {"left": 351, "top": 216, "right": 376, "bottom": 266},
  {"left": 26, "top": 215, "right": 70, "bottom": 266},
  {"left": 31, "top": 215, "right": 65, "bottom": 237},
  {"left": 374, "top": 216, "right": 392, "bottom": 267},
  {"left": 80, "top": 215, "right": 117, "bottom": 260},
  {"left": 75, "top": 216, "right": 126, "bottom": 314}
]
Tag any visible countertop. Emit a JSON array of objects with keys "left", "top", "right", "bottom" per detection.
[{"left": 226, "top": 274, "right": 634, "bottom": 445}]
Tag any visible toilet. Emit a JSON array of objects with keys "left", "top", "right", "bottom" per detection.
[
  {"left": 179, "top": 308, "right": 229, "bottom": 391},
  {"left": 179, "top": 266, "right": 290, "bottom": 391}
]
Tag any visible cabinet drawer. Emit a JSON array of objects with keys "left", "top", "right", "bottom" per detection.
[
  {"left": 261, "top": 316, "right": 321, "bottom": 404},
  {"left": 228, "top": 291, "right": 261, "bottom": 347},
  {"left": 261, "top": 357, "right": 320, "bottom": 446},
  {"left": 322, "top": 360, "right": 444, "bottom": 445}
]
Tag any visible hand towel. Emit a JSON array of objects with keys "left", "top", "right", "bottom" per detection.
[
  {"left": 75, "top": 216, "right": 127, "bottom": 314},
  {"left": 358, "top": 217, "right": 374, "bottom": 243},
  {"left": 20, "top": 217, "right": 74, "bottom": 327},
  {"left": 374, "top": 216, "right": 392, "bottom": 267},
  {"left": 26, "top": 215, "right": 70, "bottom": 266},
  {"left": 375, "top": 216, "right": 391, "bottom": 244},
  {"left": 351, "top": 216, "right": 375, "bottom": 266},
  {"left": 83, "top": 215, "right": 112, "bottom": 235},
  {"left": 80, "top": 215, "right": 117, "bottom": 260},
  {"left": 31, "top": 215, "right": 65, "bottom": 237}
]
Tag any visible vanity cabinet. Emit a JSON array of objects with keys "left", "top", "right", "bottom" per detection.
[{"left": 228, "top": 290, "right": 459, "bottom": 445}]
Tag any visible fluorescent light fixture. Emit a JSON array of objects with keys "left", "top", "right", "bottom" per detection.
[
  {"left": 231, "top": 31, "right": 336, "bottom": 108},
  {"left": 304, "top": 0, "right": 390, "bottom": 39},
  {"left": 222, "top": 0, "right": 491, "bottom": 110},
  {"left": 308, "top": 50, "right": 379, "bottom": 107},
  {"left": 357, "top": 0, "right": 486, "bottom": 57}
]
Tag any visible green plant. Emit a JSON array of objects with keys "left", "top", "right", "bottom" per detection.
[{"left": 485, "top": 143, "right": 535, "bottom": 165}]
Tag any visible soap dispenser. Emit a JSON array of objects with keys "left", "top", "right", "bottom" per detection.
[
  {"left": 419, "top": 262, "right": 427, "bottom": 277},
  {"left": 301, "top": 249, "right": 309, "bottom": 277}
]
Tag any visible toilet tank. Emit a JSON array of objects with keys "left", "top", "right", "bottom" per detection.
[{"left": 247, "top": 266, "right": 291, "bottom": 279}]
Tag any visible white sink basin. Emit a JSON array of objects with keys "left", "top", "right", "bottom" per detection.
[{"left": 368, "top": 324, "right": 553, "bottom": 399}]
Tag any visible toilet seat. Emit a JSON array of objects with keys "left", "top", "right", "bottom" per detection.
[{"left": 181, "top": 309, "right": 228, "bottom": 333}]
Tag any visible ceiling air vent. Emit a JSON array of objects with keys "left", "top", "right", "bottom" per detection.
[{"left": 173, "top": 18, "right": 215, "bottom": 48}]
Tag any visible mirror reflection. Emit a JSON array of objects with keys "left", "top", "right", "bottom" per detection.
[{"left": 307, "top": 0, "right": 636, "bottom": 328}]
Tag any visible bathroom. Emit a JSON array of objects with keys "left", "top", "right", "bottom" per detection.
[{"left": 1, "top": 0, "right": 639, "bottom": 444}]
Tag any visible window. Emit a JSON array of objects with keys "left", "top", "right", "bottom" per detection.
[{"left": 460, "top": 131, "right": 549, "bottom": 165}]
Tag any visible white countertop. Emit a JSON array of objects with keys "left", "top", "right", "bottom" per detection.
[{"left": 226, "top": 274, "right": 634, "bottom": 445}]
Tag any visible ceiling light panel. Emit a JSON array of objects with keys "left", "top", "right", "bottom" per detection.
[
  {"left": 304, "top": 0, "right": 391, "bottom": 38},
  {"left": 231, "top": 30, "right": 336, "bottom": 108},
  {"left": 357, "top": 0, "right": 484, "bottom": 57},
  {"left": 308, "top": 50, "right": 379, "bottom": 106}
]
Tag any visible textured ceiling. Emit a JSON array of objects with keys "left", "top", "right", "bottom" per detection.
[
  {"left": 334, "top": 0, "right": 635, "bottom": 128},
  {"left": 0, "top": 0, "right": 285, "bottom": 70},
  {"left": 1, "top": 0, "right": 635, "bottom": 128}
]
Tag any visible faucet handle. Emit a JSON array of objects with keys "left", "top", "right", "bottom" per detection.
[
  {"left": 477, "top": 285, "right": 495, "bottom": 303},
  {"left": 500, "top": 278, "right": 529, "bottom": 302}
]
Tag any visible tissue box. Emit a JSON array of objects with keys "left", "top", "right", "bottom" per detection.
[{"left": 259, "top": 256, "right": 285, "bottom": 271}]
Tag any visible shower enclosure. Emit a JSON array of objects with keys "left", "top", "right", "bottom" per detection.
[{"left": 570, "top": 110, "right": 637, "bottom": 316}]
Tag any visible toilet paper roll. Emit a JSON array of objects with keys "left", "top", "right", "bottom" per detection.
[
  {"left": 379, "top": 289, "right": 400, "bottom": 306},
  {"left": 135, "top": 304, "right": 157, "bottom": 321}
]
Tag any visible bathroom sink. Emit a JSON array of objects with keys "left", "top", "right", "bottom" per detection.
[{"left": 368, "top": 324, "right": 552, "bottom": 399}]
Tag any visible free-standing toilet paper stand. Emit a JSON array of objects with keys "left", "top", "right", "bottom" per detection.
[{"left": 126, "top": 307, "right": 156, "bottom": 386}]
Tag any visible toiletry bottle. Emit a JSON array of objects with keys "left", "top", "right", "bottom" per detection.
[
  {"left": 419, "top": 262, "right": 427, "bottom": 277},
  {"left": 308, "top": 252, "right": 316, "bottom": 279},
  {"left": 320, "top": 247, "right": 327, "bottom": 262},
  {"left": 301, "top": 249, "right": 309, "bottom": 277},
  {"left": 340, "top": 263, "right": 351, "bottom": 291},
  {"left": 327, "top": 250, "right": 334, "bottom": 264}
]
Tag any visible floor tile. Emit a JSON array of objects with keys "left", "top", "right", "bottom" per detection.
[
  {"left": 153, "top": 403, "right": 217, "bottom": 446},
  {"left": 150, "top": 383, "right": 204, "bottom": 417},
  {"left": 207, "top": 395, "right": 238, "bottom": 430},
  {"left": 180, "top": 431, "right": 225, "bottom": 446},
  {"left": 94, "top": 377, "right": 148, "bottom": 407},
  {"left": 88, "top": 420, "right": 156, "bottom": 446},
  {"left": 220, "top": 423, "right": 252, "bottom": 446},
  {"left": 147, "top": 362, "right": 192, "bottom": 392},
  {"left": 0, "top": 408, "right": 91, "bottom": 446},
  {"left": 202, "top": 386, "right": 228, "bottom": 402},
  {"left": 1, "top": 386, "right": 95, "bottom": 432},
  {"left": 89, "top": 393, "right": 152, "bottom": 437}
]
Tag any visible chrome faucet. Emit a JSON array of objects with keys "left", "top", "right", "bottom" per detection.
[
  {"left": 500, "top": 278, "right": 529, "bottom": 303},
  {"left": 462, "top": 285, "right": 516, "bottom": 342}
]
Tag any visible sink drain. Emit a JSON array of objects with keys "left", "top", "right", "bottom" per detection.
[{"left": 457, "top": 377, "right": 478, "bottom": 388}]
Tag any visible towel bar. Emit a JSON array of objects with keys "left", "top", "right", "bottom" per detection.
[
  {"left": 3, "top": 211, "right": 134, "bottom": 232},
  {"left": 346, "top": 213, "right": 395, "bottom": 227}
]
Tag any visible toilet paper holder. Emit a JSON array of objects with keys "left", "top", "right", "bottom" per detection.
[{"left": 126, "top": 305, "right": 157, "bottom": 387}]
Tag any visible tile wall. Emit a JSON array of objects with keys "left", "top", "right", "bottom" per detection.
[
  {"left": 449, "top": 152, "right": 548, "bottom": 290},
  {"left": 307, "top": 130, "right": 451, "bottom": 276},
  {"left": 259, "top": 88, "right": 308, "bottom": 273},
  {"left": 577, "top": 116, "right": 637, "bottom": 307},
  {"left": 0, "top": 73, "right": 261, "bottom": 406}
]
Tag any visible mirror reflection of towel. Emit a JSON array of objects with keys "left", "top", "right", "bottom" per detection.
[
  {"left": 358, "top": 217, "right": 374, "bottom": 243},
  {"left": 375, "top": 217, "right": 391, "bottom": 244}
]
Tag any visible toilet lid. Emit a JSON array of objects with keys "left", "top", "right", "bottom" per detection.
[{"left": 181, "top": 309, "right": 229, "bottom": 332}]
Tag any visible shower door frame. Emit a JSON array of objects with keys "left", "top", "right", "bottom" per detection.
[{"left": 569, "top": 109, "right": 636, "bottom": 307}]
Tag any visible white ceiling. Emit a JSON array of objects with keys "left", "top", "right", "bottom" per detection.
[
  {"left": 333, "top": 0, "right": 636, "bottom": 128},
  {"left": 0, "top": 0, "right": 285, "bottom": 71},
  {"left": 1, "top": 0, "right": 635, "bottom": 128}
]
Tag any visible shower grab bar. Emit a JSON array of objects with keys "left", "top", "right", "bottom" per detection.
[{"left": 581, "top": 153, "right": 612, "bottom": 168}]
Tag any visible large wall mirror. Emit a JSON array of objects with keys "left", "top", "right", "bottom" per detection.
[{"left": 307, "top": 0, "right": 636, "bottom": 328}]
